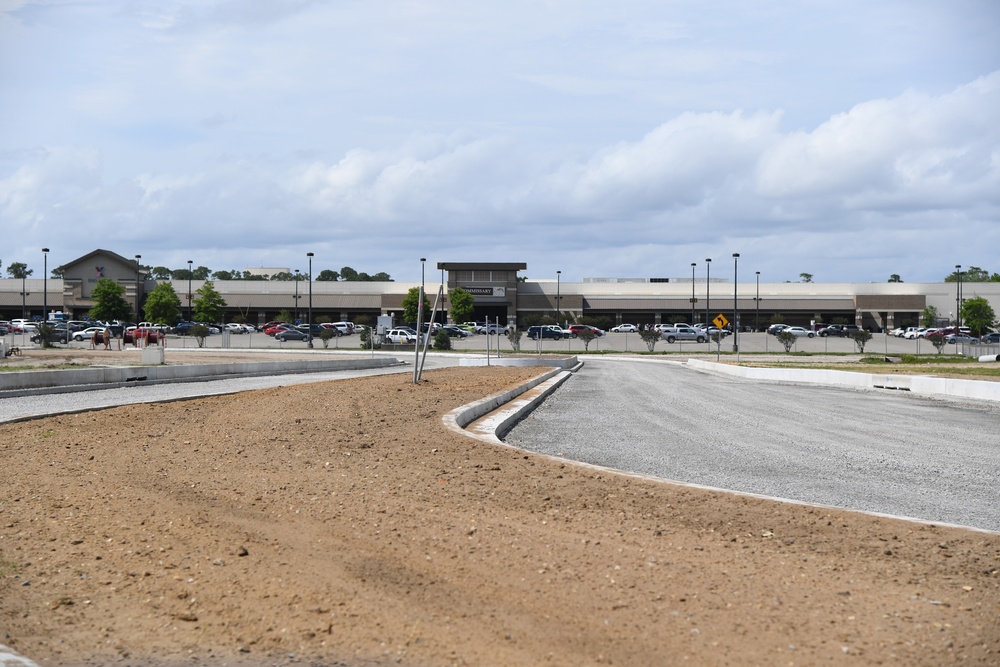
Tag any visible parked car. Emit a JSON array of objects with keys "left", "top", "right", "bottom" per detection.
[
  {"left": 947, "top": 333, "right": 979, "bottom": 344},
  {"left": 610, "top": 324, "right": 638, "bottom": 333},
  {"left": 124, "top": 328, "right": 160, "bottom": 345},
  {"left": 73, "top": 326, "right": 107, "bottom": 342},
  {"left": 0, "top": 322, "right": 9, "bottom": 336},
  {"left": 981, "top": 332, "right": 1000, "bottom": 343},
  {"left": 275, "top": 329, "right": 310, "bottom": 342},
  {"left": 527, "top": 325, "right": 563, "bottom": 340},
  {"left": 783, "top": 326, "right": 816, "bottom": 338},
  {"left": 385, "top": 328, "right": 419, "bottom": 344},
  {"left": 31, "top": 323, "right": 70, "bottom": 344},
  {"left": 481, "top": 323, "right": 510, "bottom": 335},
  {"left": 440, "top": 325, "right": 470, "bottom": 337},
  {"left": 660, "top": 325, "right": 707, "bottom": 343},
  {"left": 264, "top": 323, "right": 292, "bottom": 336},
  {"left": 767, "top": 324, "right": 789, "bottom": 335},
  {"left": 568, "top": 324, "right": 603, "bottom": 337}
]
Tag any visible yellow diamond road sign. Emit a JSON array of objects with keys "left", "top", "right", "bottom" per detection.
[{"left": 713, "top": 314, "right": 729, "bottom": 329}]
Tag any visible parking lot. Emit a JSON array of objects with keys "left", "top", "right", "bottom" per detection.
[{"left": 4, "top": 328, "right": 996, "bottom": 357}]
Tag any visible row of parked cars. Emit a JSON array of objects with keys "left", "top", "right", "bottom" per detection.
[{"left": 889, "top": 326, "right": 1000, "bottom": 344}]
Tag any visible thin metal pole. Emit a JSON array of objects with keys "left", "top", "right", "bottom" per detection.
[
  {"left": 307, "top": 252, "right": 314, "bottom": 348},
  {"left": 733, "top": 253, "right": 740, "bottom": 353},
  {"left": 755, "top": 271, "right": 760, "bottom": 333},
  {"left": 705, "top": 258, "right": 711, "bottom": 349},
  {"left": 42, "top": 248, "right": 49, "bottom": 321},
  {"left": 135, "top": 254, "right": 141, "bottom": 325},
  {"left": 414, "top": 258, "right": 425, "bottom": 383},
  {"left": 187, "top": 260, "right": 193, "bottom": 321},
  {"left": 691, "top": 263, "right": 696, "bottom": 324}
]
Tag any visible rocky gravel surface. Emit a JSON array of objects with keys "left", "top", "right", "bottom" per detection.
[{"left": 0, "top": 355, "right": 998, "bottom": 666}]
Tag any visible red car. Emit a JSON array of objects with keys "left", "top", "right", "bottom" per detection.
[
  {"left": 264, "top": 323, "right": 292, "bottom": 336},
  {"left": 568, "top": 324, "right": 604, "bottom": 337}
]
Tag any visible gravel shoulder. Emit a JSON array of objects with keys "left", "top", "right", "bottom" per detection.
[{"left": 0, "top": 355, "right": 998, "bottom": 666}]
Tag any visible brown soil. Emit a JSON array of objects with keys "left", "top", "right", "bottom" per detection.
[{"left": 1, "top": 355, "right": 999, "bottom": 666}]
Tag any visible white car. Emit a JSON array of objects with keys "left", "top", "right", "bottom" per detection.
[
  {"left": 783, "top": 326, "right": 815, "bottom": 338},
  {"left": 73, "top": 326, "right": 107, "bottom": 341},
  {"left": 611, "top": 324, "right": 639, "bottom": 333},
  {"left": 384, "top": 328, "right": 419, "bottom": 344}
]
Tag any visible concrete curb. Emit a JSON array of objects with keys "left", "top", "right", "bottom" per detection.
[
  {"left": 0, "top": 356, "right": 403, "bottom": 398},
  {"left": 443, "top": 367, "right": 571, "bottom": 441},
  {"left": 686, "top": 358, "right": 1000, "bottom": 402},
  {"left": 458, "top": 355, "right": 580, "bottom": 369}
]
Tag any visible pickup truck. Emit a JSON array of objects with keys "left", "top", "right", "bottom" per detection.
[{"left": 659, "top": 325, "right": 707, "bottom": 343}]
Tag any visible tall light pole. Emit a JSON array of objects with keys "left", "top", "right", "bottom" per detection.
[
  {"left": 134, "top": 255, "right": 142, "bottom": 324},
  {"left": 955, "top": 264, "right": 962, "bottom": 327},
  {"left": 732, "top": 253, "right": 740, "bottom": 352},
  {"left": 187, "top": 259, "right": 193, "bottom": 321},
  {"left": 556, "top": 270, "right": 561, "bottom": 324},
  {"left": 306, "top": 252, "right": 314, "bottom": 347},
  {"left": 294, "top": 269, "right": 300, "bottom": 322},
  {"left": 755, "top": 271, "right": 760, "bottom": 332},
  {"left": 42, "top": 247, "right": 49, "bottom": 321},
  {"left": 704, "top": 258, "right": 711, "bottom": 337},
  {"left": 691, "top": 263, "right": 696, "bottom": 324},
  {"left": 21, "top": 273, "right": 28, "bottom": 320}
]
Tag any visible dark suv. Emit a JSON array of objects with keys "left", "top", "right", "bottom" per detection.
[{"left": 527, "top": 325, "right": 563, "bottom": 340}]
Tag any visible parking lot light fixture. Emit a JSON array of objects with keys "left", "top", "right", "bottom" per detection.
[
  {"left": 956, "top": 264, "right": 962, "bottom": 328},
  {"left": 294, "top": 269, "right": 300, "bottom": 322},
  {"left": 42, "top": 248, "right": 49, "bottom": 321},
  {"left": 691, "top": 263, "right": 696, "bottom": 324},
  {"left": 755, "top": 271, "right": 760, "bottom": 332},
  {"left": 187, "top": 260, "right": 193, "bottom": 321},
  {"left": 307, "top": 252, "right": 314, "bottom": 347},
  {"left": 556, "top": 270, "right": 561, "bottom": 323},
  {"left": 135, "top": 254, "right": 142, "bottom": 325}
]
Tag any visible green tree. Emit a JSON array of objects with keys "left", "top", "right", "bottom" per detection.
[
  {"left": 851, "top": 330, "right": 873, "bottom": 353},
  {"left": 921, "top": 305, "right": 939, "bottom": 328},
  {"left": 433, "top": 330, "right": 452, "bottom": 350},
  {"left": 576, "top": 329, "right": 598, "bottom": 351},
  {"left": 143, "top": 283, "right": 182, "bottom": 325},
  {"left": 945, "top": 266, "right": 993, "bottom": 282},
  {"left": 212, "top": 269, "right": 239, "bottom": 280},
  {"left": 173, "top": 267, "right": 193, "bottom": 280},
  {"left": 888, "top": 274, "right": 903, "bottom": 283},
  {"left": 401, "top": 287, "right": 430, "bottom": 323},
  {"left": 151, "top": 266, "right": 172, "bottom": 280},
  {"left": 193, "top": 265, "right": 211, "bottom": 280},
  {"left": 960, "top": 296, "right": 996, "bottom": 337},
  {"left": 275, "top": 309, "right": 294, "bottom": 324},
  {"left": 340, "top": 266, "right": 359, "bottom": 281},
  {"left": 506, "top": 328, "right": 523, "bottom": 352},
  {"left": 271, "top": 271, "right": 295, "bottom": 281},
  {"left": 799, "top": 273, "right": 813, "bottom": 283},
  {"left": 316, "top": 269, "right": 339, "bottom": 282},
  {"left": 89, "top": 278, "right": 133, "bottom": 322},
  {"left": 777, "top": 330, "right": 797, "bottom": 352},
  {"left": 638, "top": 329, "right": 660, "bottom": 352},
  {"left": 370, "top": 272, "right": 392, "bottom": 281},
  {"left": 193, "top": 281, "right": 227, "bottom": 323},
  {"left": 927, "top": 331, "right": 948, "bottom": 354},
  {"left": 50, "top": 265, "right": 65, "bottom": 279},
  {"left": 448, "top": 287, "right": 475, "bottom": 324},
  {"left": 6, "top": 262, "right": 31, "bottom": 279}
]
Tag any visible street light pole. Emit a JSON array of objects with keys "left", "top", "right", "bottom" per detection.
[
  {"left": 733, "top": 253, "right": 740, "bottom": 352},
  {"left": 21, "top": 273, "right": 28, "bottom": 320},
  {"left": 42, "top": 247, "right": 49, "bottom": 321},
  {"left": 755, "top": 271, "right": 760, "bottom": 332},
  {"left": 691, "top": 263, "right": 696, "bottom": 324},
  {"left": 135, "top": 255, "right": 142, "bottom": 325},
  {"left": 306, "top": 252, "right": 314, "bottom": 347},
  {"left": 556, "top": 270, "right": 561, "bottom": 324},
  {"left": 955, "top": 264, "right": 962, "bottom": 328},
  {"left": 187, "top": 260, "right": 193, "bottom": 321},
  {"left": 294, "top": 269, "right": 300, "bottom": 322}
]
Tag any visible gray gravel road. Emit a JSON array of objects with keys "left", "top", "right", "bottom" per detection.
[{"left": 505, "top": 358, "right": 1000, "bottom": 532}]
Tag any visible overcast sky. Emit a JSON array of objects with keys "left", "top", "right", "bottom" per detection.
[{"left": 2, "top": 1, "right": 998, "bottom": 284}]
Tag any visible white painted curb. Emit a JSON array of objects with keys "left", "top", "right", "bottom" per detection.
[{"left": 686, "top": 358, "right": 1000, "bottom": 402}]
